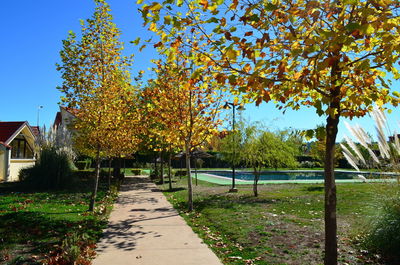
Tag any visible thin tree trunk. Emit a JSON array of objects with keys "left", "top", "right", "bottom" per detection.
[
  {"left": 253, "top": 169, "right": 259, "bottom": 197},
  {"left": 123, "top": 158, "right": 126, "bottom": 178},
  {"left": 194, "top": 157, "right": 198, "bottom": 186},
  {"left": 185, "top": 146, "right": 193, "bottom": 211},
  {"left": 324, "top": 113, "right": 339, "bottom": 265},
  {"left": 168, "top": 150, "right": 172, "bottom": 190},
  {"left": 160, "top": 151, "right": 164, "bottom": 184},
  {"left": 89, "top": 145, "right": 101, "bottom": 212},
  {"left": 108, "top": 158, "right": 112, "bottom": 190},
  {"left": 113, "top": 157, "right": 121, "bottom": 179},
  {"left": 153, "top": 154, "right": 158, "bottom": 180}
]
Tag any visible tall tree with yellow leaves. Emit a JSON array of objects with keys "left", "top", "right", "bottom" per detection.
[
  {"left": 143, "top": 54, "right": 223, "bottom": 211},
  {"left": 57, "top": 0, "right": 138, "bottom": 211}
]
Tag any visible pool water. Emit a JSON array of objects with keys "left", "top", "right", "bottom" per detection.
[{"left": 204, "top": 171, "right": 367, "bottom": 181}]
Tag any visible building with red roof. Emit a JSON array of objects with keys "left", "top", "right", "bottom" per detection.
[
  {"left": 0, "top": 121, "right": 37, "bottom": 182},
  {"left": 53, "top": 106, "right": 77, "bottom": 130}
]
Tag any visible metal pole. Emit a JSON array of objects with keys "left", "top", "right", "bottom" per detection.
[
  {"left": 37, "top": 106, "right": 43, "bottom": 127},
  {"left": 229, "top": 104, "right": 238, "bottom": 192}
]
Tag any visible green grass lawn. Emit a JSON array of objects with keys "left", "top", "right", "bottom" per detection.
[
  {"left": 158, "top": 177, "right": 399, "bottom": 264},
  {"left": 0, "top": 178, "right": 117, "bottom": 264}
]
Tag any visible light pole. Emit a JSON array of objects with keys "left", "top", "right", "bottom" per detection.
[
  {"left": 224, "top": 102, "right": 245, "bottom": 193},
  {"left": 37, "top": 105, "right": 43, "bottom": 127}
]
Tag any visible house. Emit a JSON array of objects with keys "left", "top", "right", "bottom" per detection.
[
  {"left": 0, "top": 121, "right": 37, "bottom": 182},
  {"left": 53, "top": 106, "right": 76, "bottom": 129}
]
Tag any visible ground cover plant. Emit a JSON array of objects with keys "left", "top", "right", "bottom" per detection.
[
  {"left": 0, "top": 177, "right": 117, "bottom": 264},
  {"left": 158, "top": 177, "right": 398, "bottom": 264}
]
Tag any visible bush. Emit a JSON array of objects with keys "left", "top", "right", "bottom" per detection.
[
  {"left": 299, "top": 161, "right": 321, "bottom": 168},
  {"left": 174, "top": 170, "right": 187, "bottom": 177},
  {"left": 21, "top": 147, "right": 75, "bottom": 189},
  {"left": 131, "top": 169, "right": 141, "bottom": 175},
  {"left": 364, "top": 195, "right": 400, "bottom": 262},
  {"left": 72, "top": 170, "right": 95, "bottom": 179},
  {"left": 75, "top": 160, "right": 91, "bottom": 170}
]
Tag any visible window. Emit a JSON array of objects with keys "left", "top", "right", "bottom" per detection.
[{"left": 10, "top": 135, "right": 34, "bottom": 159}]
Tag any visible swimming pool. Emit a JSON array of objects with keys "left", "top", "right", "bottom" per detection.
[{"left": 198, "top": 170, "right": 395, "bottom": 181}]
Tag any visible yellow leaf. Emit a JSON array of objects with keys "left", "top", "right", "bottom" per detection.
[
  {"left": 149, "top": 23, "right": 157, "bottom": 32},
  {"left": 226, "top": 49, "right": 238, "bottom": 60}
]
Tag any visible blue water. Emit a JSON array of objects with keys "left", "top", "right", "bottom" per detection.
[{"left": 205, "top": 171, "right": 361, "bottom": 181}]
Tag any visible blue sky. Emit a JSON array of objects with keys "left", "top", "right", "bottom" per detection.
[{"left": 1, "top": 0, "right": 399, "bottom": 141}]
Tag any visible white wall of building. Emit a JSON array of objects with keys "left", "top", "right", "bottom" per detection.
[{"left": 8, "top": 159, "right": 35, "bottom": 182}]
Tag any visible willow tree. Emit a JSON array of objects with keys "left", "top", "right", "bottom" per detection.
[
  {"left": 57, "top": 0, "right": 137, "bottom": 211},
  {"left": 140, "top": 0, "right": 400, "bottom": 263},
  {"left": 142, "top": 56, "right": 223, "bottom": 211}
]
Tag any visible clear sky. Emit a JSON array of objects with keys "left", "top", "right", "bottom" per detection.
[{"left": 1, "top": 0, "right": 399, "bottom": 141}]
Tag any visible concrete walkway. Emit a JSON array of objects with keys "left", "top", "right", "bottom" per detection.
[{"left": 93, "top": 176, "right": 223, "bottom": 265}]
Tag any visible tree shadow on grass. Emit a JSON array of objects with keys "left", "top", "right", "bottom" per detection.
[
  {"left": 162, "top": 187, "right": 186, "bottom": 193},
  {"left": 174, "top": 194, "right": 281, "bottom": 212},
  {"left": 303, "top": 186, "right": 324, "bottom": 192}
]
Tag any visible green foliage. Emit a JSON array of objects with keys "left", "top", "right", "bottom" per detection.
[
  {"left": 61, "top": 232, "right": 83, "bottom": 263},
  {"left": 21, "top": 147, "right": 74, "bottom": 190},
  {"left": 219, "top": 120, "right": 246, "bottom": 167},
  {"left": 241, "top": 128, "right": 298, "bottom": 171},
  {"left": 174, "top": 170, "right": 187, "bottom": 177},
  {"left": 75, "top": 159, "right": 91, "bottom": 170},
  {"left": 130, "top": 169, "right": 142, "bottom": 175},
  {"left": 364, "top": 194, "right": 400, "bottom": 262}
]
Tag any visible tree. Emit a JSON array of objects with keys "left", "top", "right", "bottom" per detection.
[
  {"left": 241, "top": 126, "right": 298, "bottom": 196},
  {"left": 57, "top": 0, "right": 137, "bottom": 211},
  {"left": 219, "top": 119, "right": 246, "bottom": 173},
  {"left": 140, "top": 0, "right": 400, "bottom": 263},
  {"left": 142, "top": 56, "right": 223, "bottom": 211}
]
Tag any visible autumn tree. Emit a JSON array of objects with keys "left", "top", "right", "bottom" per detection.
[
  {"left": 58, "top": 0, "right": 138, "bottom": 211},
  {"left": 140, "top": 0, "right": 400, "bottom": 263},
  {"left": 142, "top": 55, "right": 223, "bottom": 211},
  {"left": 138, "top": 79, "right": 178, "bottom": 188}
]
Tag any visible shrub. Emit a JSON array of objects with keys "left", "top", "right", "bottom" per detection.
[
  {"left": 75, "top": 160, "right": 91, "bottom": 170},
  {"left": 72, "top": 170, "right": 95, "bottom": 179},
  {"left": 130, "top": 169, "right": 141, "bottom": 175},
  {"left": 174, "top": 170, "right": 187, "bottom": 177},
  {"left": 21, "top": 147, "right": 74, "bottom": 189},
  {"left": 364, "top": 195, "right": 400, "bottom": 262}
]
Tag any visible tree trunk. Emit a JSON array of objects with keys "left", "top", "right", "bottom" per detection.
[
  {"left": 253, "top": 170, "right": 259, "bottom": 197},
  {"left": 113, "top": 157, "right": 121, "bottom": 179},
  {"left": 108, "top": 158, "right": 112, "bottom": 190},
  {"left": 324, "top": 114, "right": 339, "bottom": 265},
  {"left": 123, "top": 158, "right": 126, "bottom": 178},
  {"left": 194, "top": 157, "right": 198, "bottom": 186},
  {"left": 153, "top": 154, "right": 158, "bottom": 180},
  {"left": 89, "top": 145, "right": 101, "bottom": 212},
  {"left": 160, "top": 151, "right": 164, "bottom": 184},
  {"left": 168, "top": 151, "right": 172, "bottom": 190},
  {"left": 185, "top": 146, "right": 193, "bottom": 211}
]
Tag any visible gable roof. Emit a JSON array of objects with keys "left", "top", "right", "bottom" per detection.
[
  {"left": 0, "top": 121, "right": 35, "bottom": 145},
  {"left": 30, "top": 126, "right": 40, "bottom": 137},
  {"left": 53, "top": 111, "right": 62, "bottom": 128}
]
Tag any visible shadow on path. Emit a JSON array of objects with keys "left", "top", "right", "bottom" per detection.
[{"left": 96, "top": 176, "right": 179, "bottom": 252}]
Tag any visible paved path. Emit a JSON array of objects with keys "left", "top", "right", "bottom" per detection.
[{"left": 93, "top": 176, "right": 223, "bottom": 265}]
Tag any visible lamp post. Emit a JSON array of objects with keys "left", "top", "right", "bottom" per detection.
[
  {"left": 224, "top": 102, "right": 245, "bottom": 193},
  {"left": 37, "top": 105, "right": 43, "bottom": 127}
]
